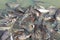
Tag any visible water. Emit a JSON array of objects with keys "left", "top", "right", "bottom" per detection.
[
  {"left": 0, "top": 0, "right": 34, "bottom": 9},
  {"left": 0, "top": 0, "right": 60, "bottom": 9}
]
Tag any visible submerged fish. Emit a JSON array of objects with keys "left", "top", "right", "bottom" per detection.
[
  {"left": 37, "top": 9, "right": 49, "bottom": 13},
  {"left": 1, "top": 30, "right": 10, "bottom": 40},
  {"left": 6, "top": 2, "right": 20, "bottom": 9}
]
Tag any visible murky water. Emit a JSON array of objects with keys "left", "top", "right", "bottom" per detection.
[
  {"left": 0, "top": 0, "right": 60, "bottom": 9},
  {"left": 0, "top": 0, "right": 34, "bottom": 9}
]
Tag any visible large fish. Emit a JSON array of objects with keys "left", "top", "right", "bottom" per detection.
[{"left": 1, "top": 30, "right": 10, "bottom": 40}]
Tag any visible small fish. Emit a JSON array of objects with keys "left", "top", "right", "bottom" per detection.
[
  {"left": 18, "top": 34, "right": 31, "bottom": 40},
  {"left": 6, "top": 2, "right": 20, "bottom": 8},
  {"left": 55, "top": 8, "right": 60, "bottom": 21},
  {"left": 34, "top": 0, "right": 46, "bottom": 3},
  {"left": 14, "top": 7, "right": 26, "bottom": 14},
  {"left": 37, "top": 9, "right": 49, "bottom": 13}
]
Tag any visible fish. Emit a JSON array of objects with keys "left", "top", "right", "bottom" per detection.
[
  {"left": 6, "top": 2, "right": 20, "bottom": 9},
  {"left": 18, "top": 34, "right": 31, "bottom": 40},
  {"left": 34, "top": 0, "right": 46, "bottom": 3},
  {"left": 1, "top": 30, "right": 10, "bottom": 40},
  {"left": 37, "top": 9, "right": 49, "bottom": 13}
]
